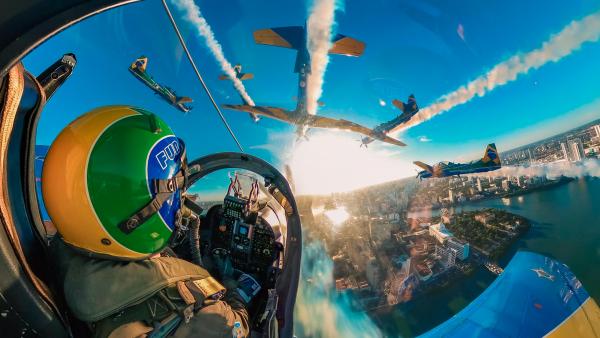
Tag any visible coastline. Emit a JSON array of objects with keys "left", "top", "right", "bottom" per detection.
[{"left": 408, "top": 176, "right": 575, "bottom": 213}]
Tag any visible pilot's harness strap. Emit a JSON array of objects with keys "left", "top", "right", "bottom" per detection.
[
  {"left": 118, "top": 173, "right": 186, "bottom": 234},
  {"left": 118, "top": 144, "right": 189, "bottom": 235}
]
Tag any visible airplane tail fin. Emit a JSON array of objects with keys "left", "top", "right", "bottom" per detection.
[
  {"left": 130, "top": 56, "right": 148, "bottom": 72},
  {"left": 176, "top": 96, "right": 193, "bottom": 104},
  {"left": 254, "top": 27, "right": 365, "bottom": 56},
  {"left": 413, "top": 161, "right": 433, "bottom": 172},
  {"left": 392, "top": 99, "right": 405, "bottom": 112},
  {"left": 219, "top": 73, "right": 254, "bottom": 81},
  {"left": 254, "top": 27, "right": 304, "bottom": 50},
  {"left": 482, "top": 143, "right": 501, "bottom": 166}
]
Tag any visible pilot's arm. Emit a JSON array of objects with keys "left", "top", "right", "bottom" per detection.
[
  {"left": 174, "top": 289, "right": 250, "bottom": 337},
  {"left": 175, "top": 262, "right": 260, "bottom": 338}
]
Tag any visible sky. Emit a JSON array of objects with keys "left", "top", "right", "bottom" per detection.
[{"left": 24, "top": 0, "right": 600, "bottom": 195}]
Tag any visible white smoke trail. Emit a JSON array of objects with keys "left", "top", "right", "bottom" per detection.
[
  {"left": 392, "top": 10, "right": 600, "bottom": 132},
  {"left": 473, "top": 159, "right": 600, "bottom": 179},
  {"left": 306, "top": 0, "right": 340, "bottom": 115},
  {"left": 170, "top": 0, "right": 255, "bottom": 106}
]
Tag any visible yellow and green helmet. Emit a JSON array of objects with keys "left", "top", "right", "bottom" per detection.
[{"left": 42, "top": 106, "right": 187, "bottom": 260}]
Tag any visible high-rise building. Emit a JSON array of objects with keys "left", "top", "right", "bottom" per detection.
[
  {"left": 569, "top": 139, "right": 585, "bottom": 162},
  {"left": 448, "top": 189, "right": 454, "bottom": 203},
  {"left": 435, "top": 245, "right": 457, "bottom": 268},
  {"left": 447, "top": 238, "right": 470, "bottom": 260},
  {"left": 560, "top": 142, "right": 569, "bottom": 161},
  {"left": 593, "top": 124, "right": 600, "bottom": 138},
  {"left": 476, "top": 178, "right": 483, "bottom": 192},
  {"left": 501, "top": 179, "right": 510, "bottom": 191},
  {"left": 516, "top": 176, "right": 524, "bottom": 187}
]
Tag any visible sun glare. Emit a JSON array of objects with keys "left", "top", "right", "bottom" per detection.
[
  {"left": 288, "top": 131, "right": 414, "bottom": 195},
  {"left": 324, "top": 206, "right": 350, "bottom": 226}
]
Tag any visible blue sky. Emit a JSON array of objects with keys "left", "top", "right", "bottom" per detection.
[{"left": 24, "top": 0, "right": 600, "bottom": 193}]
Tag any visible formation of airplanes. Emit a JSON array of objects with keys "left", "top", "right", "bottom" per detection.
[
  {"left": 128, "top": 56, "right": 193, "bottom": 113},
  {"left": 220, "top": 25, "right": 407, "bottom": 147},
  {"left": 129, "top": 26, "right": 502, "bottom": 178}
]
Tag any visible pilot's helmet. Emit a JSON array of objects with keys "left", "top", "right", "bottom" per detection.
[{"left": 42, "top": 106, "right": 186, "bottom": 260}]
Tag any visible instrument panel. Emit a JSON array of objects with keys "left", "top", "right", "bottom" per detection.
[{"left": 207, "top": 196, "right": 281, "bottom": 282}]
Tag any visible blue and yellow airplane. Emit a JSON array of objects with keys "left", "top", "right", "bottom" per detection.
[
  {"left": 218, "top": 64, "right": 259, "bottom": 122},
  {"left": 221, "top": 26, "right": 406, "bottom": 147},
  {"left": 360, "top": 94, "right": 419, "bottom": 147},
  {"left": 422, "top": 251, "right": 600, "bottom": 337},
  {"left": 129, "top": 56, "right": 192, "bottom": 113},
  {"left": 415, "top": 143, "right": 502, "bottom": 179}
]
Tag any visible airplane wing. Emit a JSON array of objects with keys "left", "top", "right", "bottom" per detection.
[
  {"left": 221, "top": 104, "right": 294, "bottom": 123},
  {"left": 413, "top": 161, "right": 433, "bottom": 172},
  {"left": 421, "top": 252, "right": 600, "bottom": 337},
  {"left": 307, "top": 116, "right": 406, "bottom": 147},
  {"left": 254, "top": 27, "right": 365, "bottom": 57}
]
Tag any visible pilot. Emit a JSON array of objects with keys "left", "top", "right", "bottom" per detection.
[{"left": 42, "top": 106, "right": 259, "bottom": 338}]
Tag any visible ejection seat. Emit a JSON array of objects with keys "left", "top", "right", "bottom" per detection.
[{"left": 0, "top": 62, "right": 74, "bottom": 337}]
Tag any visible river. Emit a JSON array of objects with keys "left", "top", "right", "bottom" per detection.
[{"left": 374, "top": 177, "right": 600, "bottom": 337}]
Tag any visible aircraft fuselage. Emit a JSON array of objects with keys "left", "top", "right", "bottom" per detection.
[
  {"left": 291, "top": 38, "right": 312, "bottom": 137},
  {"left": 417, "top": 160, "right": 501, "bottom": 179},
  {"left": 129, "top": 67, "right": 191, "bottom": 113}
]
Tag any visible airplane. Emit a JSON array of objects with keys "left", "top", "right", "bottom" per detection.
[
  {"left": 422, "top": 251, "right": 600, "bottom": 337},
  {"left": 414, "top": 143, "right": 502, "bottom": 179},
  {"left": 128, "top": 56, "right": 193, "bottom": 113},
  {"left": 218, "top": 64, "right": 260, "bottom": 122},
  {"left": 532, "top": 267, "right": 556, "bottom": 281},
  {"left": 360, "top": 94, "right": 419, "bottom": 147},
  {"left": 221, "top": 26, "right": 406, "bottom": 147}
]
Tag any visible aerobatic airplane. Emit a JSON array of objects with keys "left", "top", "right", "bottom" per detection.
[
  {"left": 414, "top": 143, "right": 502, "bottom": 179},
  {"left": 221, "top": 26, "right": 406, "bottom": 147},
  {"left": 128, "top": 56, "right": 193, "bottom": 113},
  {"left": 360, "top": 94, "right": 419, "bottom": 147},
  {"left": 218, "top": 64, "right": 259, "bottom": 122}
]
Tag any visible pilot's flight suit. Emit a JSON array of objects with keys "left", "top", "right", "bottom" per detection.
[{"left": 51, "top": 239, "right": 250, "bottom": 338}]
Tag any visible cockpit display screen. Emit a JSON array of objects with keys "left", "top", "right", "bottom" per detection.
[{"left": 239, "top": 225, "right": 248, "bottom": 235}]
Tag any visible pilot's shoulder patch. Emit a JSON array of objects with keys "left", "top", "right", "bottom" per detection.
[{"left": 183, "top": 277, "right": 226, "bottom": 303}]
